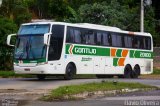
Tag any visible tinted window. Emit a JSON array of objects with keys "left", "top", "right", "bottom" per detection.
[
  {"left": 145, "top": 37, "right": 151, "bottom": 50},
  {"left": 124, "top": 35, "right": 133, "bottom": 48},
  {"left": 66, "top": 27, "right": 74, "bottom": 43},
  {"left": 48, "top": 25, "right": 64, "bottom": 61},
  {"left": 66, "top": 26, "right": 152, "bottom": 50},
  {"left": 111, "top": 33, "right": 122, "bottom": 47},
  {"left": 74, "top": 29, "right": 81, "bottom": 43},
  {"left": 96, "top": 32, "right": 102, "bottom": 45},
  {"left": 66, "top": 27, "right": 82, "bottom": 44},
  {"left": 85, "top": 30, "right": 95, "bottom": 45},
  {"left": 133, "top": 36, "right": 143, "bottom": 49},
  {"left": 102, "top": 32, "right": 111, "bottom": 46}
]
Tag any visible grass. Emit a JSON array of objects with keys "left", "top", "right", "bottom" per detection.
[
  {"left": 42, "top": 81, "right": 157, "bottom": 101},
  {"left": 153, "top": 68, "right": 160, "bottom": 74},
  {"left": 0, "top": 71, "right": 33, "bottom": 78}
]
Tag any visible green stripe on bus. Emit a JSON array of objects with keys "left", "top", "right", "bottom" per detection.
[
  {"left": 66, "top": 44, "right": 153, "bottom": 59},
  {"left": 113, "top": 58, "right": 119, "bottom": 66},
  {"left": 130, "top": 50, "right": 153, "bottom": 59},
  {"left": 116, "top": 49, "right": 122, "bottom": 57},
  {"left": 130, "top": 50, "right": 135, "bottom": 58},
  {"left": 66, "top": 44, "right": 110, "bottom": 56}
]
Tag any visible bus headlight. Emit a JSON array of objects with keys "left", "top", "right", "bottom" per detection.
[{"left": 14, "top": 62, "right": 19, "bottom": 66}]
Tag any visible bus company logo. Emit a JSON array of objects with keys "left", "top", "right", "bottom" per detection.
[
  {"left": 140, "top": 52, "right": 151, "bottom": 58},
  {"left": 68, "top": 44, "right": 74, "bottom": 54},
  {"left": 68, "top": 45, "right": 97, "bottom": 55},
  {"left": 75, "top": 47, "right": 96, "bottom": 55}
]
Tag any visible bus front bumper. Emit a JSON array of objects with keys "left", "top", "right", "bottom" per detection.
[{"left": 14, "top": 65, "right": 49, "bottom": 74}]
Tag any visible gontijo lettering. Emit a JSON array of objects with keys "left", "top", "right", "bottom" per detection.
[{"left": 75, "top": 47, "right": 96, "bottom": 55}]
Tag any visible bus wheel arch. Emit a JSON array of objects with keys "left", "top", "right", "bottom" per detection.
[
  {"left": 132, "top": 64, "right": 141, "bottom": 78},
  {"left": 64, "top": 62, "right": 77, "bottom": 80}
]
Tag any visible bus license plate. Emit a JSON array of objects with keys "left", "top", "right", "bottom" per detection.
[{"left": 24, "top": 68, "right": 30, "bottom": 71}]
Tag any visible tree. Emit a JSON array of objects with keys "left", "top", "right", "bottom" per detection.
[
  {"left": 67, "top": 1, "right": 138, "bottom": 30},
  {"left": 0, "top": 0, "right": 32, "bottom": 26},
  {"left": 0, "top": 16, "right": 17, "bottom": 70}
]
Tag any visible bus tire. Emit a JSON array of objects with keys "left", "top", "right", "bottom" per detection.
[
  {"left": 64, "top": 63, "right": 76, "bottom": 80},
  {"left": 132, "top": 65, "right": 140, "bottom": 78},
  {"left": 37, "top": 74, "right": 46, "bottom": 80},
  {"left": 124, "top": 65, "right": 132, "bottom": 78}
]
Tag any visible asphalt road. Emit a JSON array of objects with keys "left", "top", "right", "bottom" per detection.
[
  {"left": 0, "top": 78, "right": 160, "bottom": 106},
  {"left": 0, "top": 78, "right": 160, "bottom": 90}
]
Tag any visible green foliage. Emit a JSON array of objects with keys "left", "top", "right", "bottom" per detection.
[
  {"left": 153, "top": 68, "right": 160, "bottom": 75},
  {"left": 67, "top": 0, "right": 159, "bottom": 45},
  {"left": 0, "top": 0, "right": 32, "bottom": 25},
  {"left": 0, "top": 16, "right": 17, "bottom": 70}
]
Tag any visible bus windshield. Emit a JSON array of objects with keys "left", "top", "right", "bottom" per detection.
[
  {"left": 14, "top": 35, "right": 46, "bottom": 60},
  {"left": 18, "top": 24, "right": 50, "bottom": 34}
]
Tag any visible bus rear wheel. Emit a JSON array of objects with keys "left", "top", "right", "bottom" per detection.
[
  {"left": 64, "top": 63, "right": 76, "bottom": 80},
  {"left": 37, "top": 74, "right": 46, "bottom": 80},
  {"left": 132, "top": 65, "right": 140, "bottom": 78}
]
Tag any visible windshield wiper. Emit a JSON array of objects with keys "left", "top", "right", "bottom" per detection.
[{"left": 18, "top": 52, "right": 24, "bottom": 60}]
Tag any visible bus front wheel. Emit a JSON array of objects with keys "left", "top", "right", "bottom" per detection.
[{"left": 64, "top": 63, "right": 76, "bottom": 80}]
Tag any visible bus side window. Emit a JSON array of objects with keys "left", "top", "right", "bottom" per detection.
[
  {"left": 80, "top": 29, "right": 86, "bottom": 44},
  {"left": 111, "top": 33, "right": 122, "bottom": 47},
  {"left": 74, "top": 29, "right": 81, "bottom": 44},
  {"left": 139, "top": 37, "right": 144, "bottom": 49},
  {"left": 85, "top": 30, "right": 95, "bottom": 45},
  {"left": 133, "top": 36, "right": 139, "bottom": 49},
  {"left": 66, "top": 27, "right": 74, "bottom": 43},
  {"left": 97, "top": 32, "right": 102, "bottom": 45},
  {"left": 145, "top": 37, "right": 151, "bottom": 50},
  {"left": 102, "top": 32, "right": 110, "bottom": 46},
  {"left": 124, "top": 35, "right": 132, "bottom": 48}
]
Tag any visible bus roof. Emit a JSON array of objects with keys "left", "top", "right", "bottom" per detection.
[{"left": 21, "top": 21, "right": 151, "bottom": 37}]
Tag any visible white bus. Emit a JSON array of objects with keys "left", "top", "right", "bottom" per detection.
[{"left": 7, "top": 21, "right": 153, "bottom": 80}]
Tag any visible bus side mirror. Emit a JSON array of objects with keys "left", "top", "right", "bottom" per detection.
[
  {"left": 7, "top": 34, "right": 17, "bottom": 47},
  {"left": 44, "top": 33, "right": 51, "bottom": 45}
]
